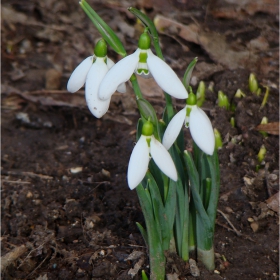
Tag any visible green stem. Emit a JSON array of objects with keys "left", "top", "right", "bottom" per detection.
[
  {"left": 188, "top": 200, "right": 196, "bottom": 251},
  {"left": 151, "top": 31, "right": 174, "bottom": 120},
  {"left": 130, "top": 73, "right": 143, "bottom": 99},
  {"left": 163, "top": 175, "right": 169, "bottom": 204},
  {"left": 197, "top": 247, "right": 215, "bottom": 270}
]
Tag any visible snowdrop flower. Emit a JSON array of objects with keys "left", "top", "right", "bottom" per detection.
[
  {"left": 67, "top": 39, "right": 126, "bottom": 118},
  {"left": 128, "top": 121, "right": 177, "bottom": 190},
  {"left": 162, "top": 92, "right": 215, "bottom": 155},
  {"left": 99, "top": 31, "right": 188, "bottom": 101}
]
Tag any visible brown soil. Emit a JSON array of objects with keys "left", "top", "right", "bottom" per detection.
[{"left": 1, "top": 0, "right": 279, "bottom": 279}]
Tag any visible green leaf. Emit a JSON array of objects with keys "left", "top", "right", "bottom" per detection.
[
  {"left": 183, "top": 57, "right": 198, "bottom": 89},
  {"left": 206, "top": 151, "right": 220, "bottom": 227},
  {"left": 80, "top": 0, "right": 126, "bottom": 56},
  {"left": 137, "top": 98, "right": 157, "bottom": 125},
  {"left": 136, "top": 222, "right": 148, "bottom": 246},
  {"left": 136, "top": 183, "right": 166, "bottom": 279},
  {"left": 136, "top": 118, "right": 143, "bottom": 141},
  {"left": 137, "top": 98, "right": 161, "bottom": 140},
  {"left": 128, "top": 7, "right": 160, "bottom": 53},
  {"left": 183, "top": 151, "right": 213, "bottom": 250}
]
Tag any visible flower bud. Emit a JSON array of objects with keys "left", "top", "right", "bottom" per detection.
[
  {"left": 230, "top": 117, "right": 235, "bottom": 128},
  {"left": 259, "top": 117, "right": 268, "bottom": 137},
  {"left": 196, "top": 81, "right": 206, "bottom": 107},
  {"left": 234, "top": 89, "right": 246, "bottom": 98},
  {"left": 249, "top": 73, "right": 259, "bottom": 94},
  {"left": 257, "top": 144, "right": 266, "bottom": 163},
  {"left": 217, "top": 91, "right": 230, "bottom": 110},
  {"left": 214, "top": 128, "right": 223, "bottom": 149}
]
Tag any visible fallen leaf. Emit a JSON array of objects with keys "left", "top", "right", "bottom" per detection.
[
  {"left": 255, "top": 122, "right": 279, "bottom": 135},
  {"left": 209, "top": 0, "right": 279, "bottom": 20},
  {"left": 154, "top": 15, "right": 258, "bottom": 70},
  {"left": 265, "top": 192, "right": 279, "bottom": 214}
]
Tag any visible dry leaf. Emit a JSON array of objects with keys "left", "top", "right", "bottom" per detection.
[
  {"left": 266, "top": 192, "right": 279, "bottom": 214},
  {"left": 154, "top": 15, "right": 258, "bottom": 70},
  {"left": 209, "top": 0, "right": 279, "bottom": 20},
  {"left": 255, "top": 122, "right": 279, "bottom": 135}
]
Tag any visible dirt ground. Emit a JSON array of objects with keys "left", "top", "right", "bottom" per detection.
[{"left": 1, "top": 0, "right": 279, "bottom": 279}]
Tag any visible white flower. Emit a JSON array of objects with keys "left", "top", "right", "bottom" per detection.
[
  {"left": 127, "top": 134, "right": 178, "bottom": 190},
  {"left": 162, "top": 105, "right": 215, "bottom": 155},
  {"left": 98, "top": 48, "right": 188, "bottom": 101},
  {"left": 67, "top": 56, "right": 126, "bottom": 118}
]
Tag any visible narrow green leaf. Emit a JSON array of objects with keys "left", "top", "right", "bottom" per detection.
[
  {"left": 137, "top": 98, "right": 158, "bottom": 125},
  {"left": 137, "top": 98, "right": 160, "bottom": 140},
  {"left": 183, "top": 151, "right": 213, "bottom": 250},
  {"left": 206, "top": 151, "right": 220, "bottom": 228},
  {"left": 80, "top": 0, "right": 126, "bottom": 56},
  {"left": 128, "top": 7, "right": 161, "bottom": 55},
  {"left": 136, "top": 222, "right": 148, "bottom": 246},
  {"left": 183, "top": 57, "right": 198, "bottom": 89},
  {"left": 136, "top": 183, "right": 166, "bottom": 279}
]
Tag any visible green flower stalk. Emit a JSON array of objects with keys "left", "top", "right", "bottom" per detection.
[
  {"left": 260, "top": 86, "right": 269, "bottom": 109},
  {"left": 217, "top": 90, "right": 230, "bottom": 110}
]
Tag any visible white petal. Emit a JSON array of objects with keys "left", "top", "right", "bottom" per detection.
[
  {"left": 147, "top": 50, "right": 188, "bottom": 99},
  {"left": 150, "top": 136, "right": 177, "bottom": 181},
  {"left": 99, "top": 50, "right": 140, "bottom": 100},
  {"left": 67, "top": 56, "right": 93, "bottom": 93},
  {"left": 127, "top": 135, "right": 150, "bottom": 190},
  {"left": 106, "top": 57, "right": 115, "bottom": 69},
  {"left": 107, "top": 57, "right": 127, "bottom": 93},
  {"left": 85, "top": 58, "right": 110, "bottom": 118},
  {"left": 189, "top": 106, "right": 215, "bottom": 155},
  {"left": 162, "top": 107, "right": 186, "bottom": 150}
]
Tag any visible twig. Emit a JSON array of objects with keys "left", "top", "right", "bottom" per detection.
[
  {"left": 217, "top": 209, "right": 242, "bottom": 236},
  {"left": 1, "top": 245, "right": 27, "bottom": 271},
  {"left": 2, "top": 180, "right": 31, "bottom": 184},
  {"left": 2, "top": 171, "right": 53, "bottom": 180},
  {"left": 25, "top": 251, "right": 51, "bottom": 278}
]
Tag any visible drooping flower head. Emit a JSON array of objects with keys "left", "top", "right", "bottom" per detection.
[
  {"left": 162, "top": 91, "right": 215, "bottom": 155},
  {"left": 99, "top": 30, "right": 188, "bottom": 101},
  {"left": 128, "top": 120, "right": 178, "bottom": 190},
  {"left": 67, "top": 39, "right": 125, "bottom": 118}
]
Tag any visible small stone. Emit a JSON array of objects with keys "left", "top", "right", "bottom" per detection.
[
  {"left": 214, "top": 269, "right": 220, "bottom": 274},
  {"left": 247, "top": 217, "right": 254, "bottom": 223},
  {"left": 225, "top": 207, "right": 234, "bottom": 214},
  {"left": 189, "top": 258, "right": 200, "bottom": 277},
  {"left": 101, "top": 169, "right": 111, "bottom": 178},
  {"left": 70, "top": 167, "right": 83, "bottom": 174},
  {"left": 26, "top": 191, "right": 33, "bottom": 198},
  {"left": 250, "top": 221, "right": 259, "bottom": 232}
]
